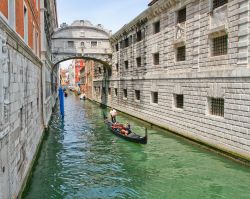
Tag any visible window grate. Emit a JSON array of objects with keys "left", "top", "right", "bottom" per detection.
[
  {"left": 135, "top": 90, "right": 140, "bottom": 101},
  {"left": 115, "top": 88, "right": 118, "bottom": 96},
  {"left": 210, "top": 98, "right": 224, "bottom": 117},
  {"left": 136, "top": 57, "right": 142, "bottom": 67},
  {"left": 213, "top": 35, "right": 228, "bottom": 56},
  {"left": 116, "top": 63, "right": 119, "bottom": 72},
  {"left": 124, "top": 61, "right": 129, "bottom": 69},
  {"left": 213, "top": 0, "right": 228, "bottom": 10},
  {"left": 152, "top": 92, "right": 158, "bottom": 104},
  {"left": 153, "top": 21, "right": 160, "bottom": 34},
  {"left": 153, "top": 53, "right": 160, "bottom": 65},
  {"left": 175, "top": 94, "right": 184, "bottom": 109},
  {"left": 108, "top": 88, "right": 111, "bottom": 95},
  {"left": 177, "top": 46, "right": 186, "bottom": 61},
  {"left": 137, "top": 30, "right": 142, "bottom": 42},
  {"left": 123, "top": 89, "right": 127, "bottom": 98},
  {"left": 177, "top": 7, "right": 186, "bottom": 23}
]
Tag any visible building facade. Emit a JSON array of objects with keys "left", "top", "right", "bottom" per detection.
[
  {"left": 0, "top": 0, "right": 57, "bottom": 198},
  {"left": 93, "top": 0, "right": 250, "bottom": 161}
]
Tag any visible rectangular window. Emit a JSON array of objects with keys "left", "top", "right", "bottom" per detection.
[
  {"left": 116, "top": 63, "right": 119, "bottom": 72},
  {"left": 209, "top": 97, "right": 224, "bottom": 117},
  {"left": 91, "top": 41, "right": 97, "bottom": 47},
  {"left": 213, "top": 0, "right": 228, "bottom": 10},
  {"left": 136, "top": 57, "right": 141, "bottom": 67},
  {"left": 24, "top": 5, "right": 28, "bottom": 44},
  {"left": 68, "top": 41, "right": 74, "bottom": 48},
  {"left": 177, "top": 7, "right": 186, "bottom": 23},
  {"left": 153, "top": 21, "right": 160, "bottom": 34},
  {"left": 136, "top": 30, "right": 142, "bottom": 42},
  {"left": 177, "top": 46, "right": 186, "bottom": 61},
  {"left": 124, "top": 61, "right": 129, "bottom": 69},
  {"left": 115, "top": 88, "right": 118, "bottom": 96},
  {"left": 151, "top": 92, "right": 158, "bottom": 104},
  {"left": 115, "top": 43, "right": 119, "bottom": 51},
  {"left": 124, "top": 38, "right": 129, "bottom": 48},
  {"left": 153, "top": 53, "right": 160, "bottom": 65},
  {"left": 108, "top": 88, "right": 111, "bottom": 95},
  {"left": 135, "top": 90, "right": 140, "bottom": 101},
  {"left": 175, "top": 94, "right": 184, "bottom": 109},
  {"left": 123, "top": 89, "right": 127, "bottom": 99},
  {"left": 212, "top": 35, "right": 228, "bottom": 56}
]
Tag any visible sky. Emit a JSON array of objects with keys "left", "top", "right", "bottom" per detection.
[{"left": 57, "top": 0, "right": 149, "bottom": 33}]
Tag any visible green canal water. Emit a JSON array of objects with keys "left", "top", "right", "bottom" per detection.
[{"left": 23, "top": 95, "right": 250, "bottom": 199}]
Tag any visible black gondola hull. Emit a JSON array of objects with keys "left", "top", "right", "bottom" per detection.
[{"left": 105, "top": 121, "right": 147, "bottom": 144}]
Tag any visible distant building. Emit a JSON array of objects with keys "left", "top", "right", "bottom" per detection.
[{"left": 60, "top": 69, "right": 69, "bottom": 86}]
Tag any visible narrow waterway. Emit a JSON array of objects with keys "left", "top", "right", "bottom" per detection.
[{"left": 23, "top": 95, "right": 250, "bottom": 199}]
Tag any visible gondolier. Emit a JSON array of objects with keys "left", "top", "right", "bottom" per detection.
[{"left": 110, "top": 108, "right": 117, "bottom": 123}]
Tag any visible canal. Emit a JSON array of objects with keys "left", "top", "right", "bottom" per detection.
[{"left": 23, "top": 95, "right": 250, "bottom": 199}]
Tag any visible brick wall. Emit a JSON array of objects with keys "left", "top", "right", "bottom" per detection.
[{"left": 0, "top": 0, "right": 8, "bottom": 19}]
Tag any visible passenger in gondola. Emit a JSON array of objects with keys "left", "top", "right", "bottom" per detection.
[
  {"left": 125, "top": 122, "right": 131, "bottom": 135},
  {"left": 110, "top": 108, "right": 117, "bottom": 123}
]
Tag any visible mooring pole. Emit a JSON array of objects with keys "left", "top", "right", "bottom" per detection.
[{"left": 59, "top": 86, "right": 64, "bottom": 117}]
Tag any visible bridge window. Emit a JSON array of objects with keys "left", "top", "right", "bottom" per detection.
[
  {"left": 81, "top": 42, "right": 85, "bottom": 47},
  {"left": 68, "top": 41, "right": 74, "bottom": 48},
  {"left": 91, "top": 41, "right": 97, "bottom": 48},
  {"left": 80, "top": 31, "right": 85, "bottom": 37}
]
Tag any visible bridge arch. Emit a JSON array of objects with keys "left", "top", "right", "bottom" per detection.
[{"left": 51, "top": 20, "right": 112, "bottom": 68}]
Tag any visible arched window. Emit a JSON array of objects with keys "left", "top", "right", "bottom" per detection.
[{"left": 81, "top": 42, "right": 85, "bottom": 47}]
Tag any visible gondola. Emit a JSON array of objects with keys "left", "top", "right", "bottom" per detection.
[{"left": 104, "top": 119, "right": 148, "bottom": 144}]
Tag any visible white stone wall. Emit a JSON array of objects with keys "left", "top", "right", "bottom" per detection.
[
  {"left": 0, "top": 21, "right": 43, "bottom": 198},
  {"left": 93, "top": 0, "right": 250, "bottom": 160}
]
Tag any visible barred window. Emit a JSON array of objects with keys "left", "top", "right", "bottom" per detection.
[
  {"left": 116, "top": 63, "right": 119, "bottom": 72},
  {"left": 153, "top": 21, "right": 160, "bottom": 34},
  {"left": 135, "top": 90, "right": 140, "bottom": 101},
  {"left": 177, "top": 7, "right": 186, "bottom": 23},
  {"left": 152, "top": 92, "right": 158, "bottom": 104},
  {"left": 115, "top": 43, "right": 119, "bottom": 51},
  {"left": 124, "top": 61, "right": 129, "bottom": 69},
  {"left": 124, "top": 38, "right": 129, "bottom": 48},
  {"left": 153, "top": 53, "right": 160, "bottom": 65},
  {"left": 213, "top": 0, "right": 228, "bottom": 10},
  {"left": 115, "top": 88, "right": 118, "bottom": 96},
  {"left": 137, "top": 30, "right": 142, "bottom": 42},
  {"left": 175, "top": 94, "right": 184, "bottom": 109},
  {"left": 136, "top": 57, "right": 142, "bottom": 67},
  {"left": 98, "top": 67, "right": 102, "bottom": 74},
  {"left": 108, "top": 88, "right": 111, "bottom": 95},
  {"left": 212, "top": 35, "right": 228, "bottom": 56},
  {"left": 177, "top": 46, "right": 186, "bottom": 61},
  {"left": 209, "top": 98, "right": 224, "bottom": 117},
  {"left": 123, "top": 89, "right": 127, "bottom": 98}
]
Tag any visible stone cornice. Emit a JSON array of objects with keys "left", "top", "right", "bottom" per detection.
[
  {"left": 110, "top": 0, "right": 179, "bottom": 42},
  {"left": 0, "top": 16, "right": 42, "bottom": 67}
]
